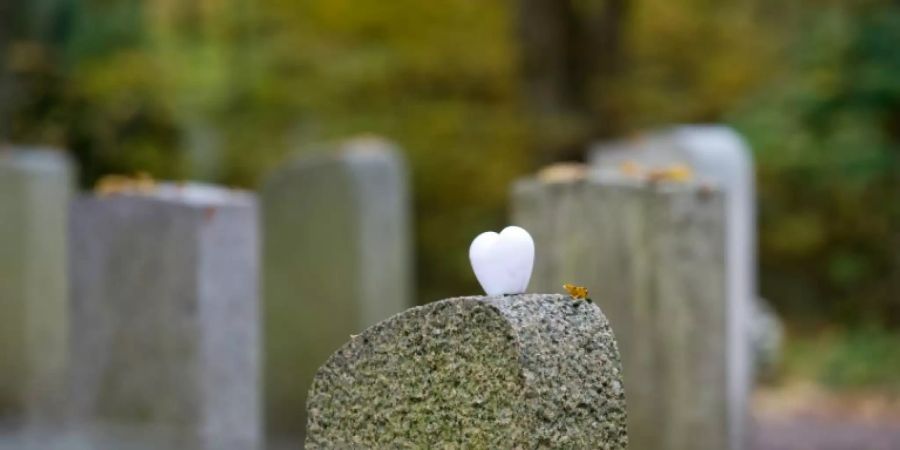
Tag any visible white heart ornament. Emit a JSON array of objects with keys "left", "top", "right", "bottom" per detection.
[{"left": 469, "top": 226, "right": 535, "bottom": 296}]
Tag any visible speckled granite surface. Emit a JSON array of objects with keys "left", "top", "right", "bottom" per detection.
[{"left": 305, "top": 294, "right": 628, "bottom": 449}]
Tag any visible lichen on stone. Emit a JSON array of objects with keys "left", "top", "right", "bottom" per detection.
[{"left": 305, "top": 294, "right": 628, "bottom": 449}]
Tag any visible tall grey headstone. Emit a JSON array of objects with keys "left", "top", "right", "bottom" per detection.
[
  {"left": 262, "top": 136, "right": 412, "bottom": 445},
  {"left": 0, "top": 149, "right": 72, "bottom": 432},
  {"left": 306, "top": 294, "right": 628, "bottom": 449},
  {"left": 68, "top": 183, "right": 260, "bottom": 450},
  {"left": 589, "top": 125, "right": 755, "bottom": 448},
  {"left": 513, "top": 172, "right": 730, "bottom": 450}
]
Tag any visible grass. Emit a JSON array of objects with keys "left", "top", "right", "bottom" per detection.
[{"left": 780, "top": 326, "right": 900, "bottom": 393}]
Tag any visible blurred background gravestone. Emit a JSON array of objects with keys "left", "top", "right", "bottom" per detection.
[
  {"left": 513, "top": 170, "right": 732, "bottom": 450},
  {"left": 590, "top": 125, "right": 782, "bottom": 441},
  {"left": 68, "top": 183, "right": 260, "bottom": 450},
  {"left": 0, "top": 148, "right": 72, "bottom": 433},
  {"left": 261, "top": 136, "right": 412, "bottom": 447}
]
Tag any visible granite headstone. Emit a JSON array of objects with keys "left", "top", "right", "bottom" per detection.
[{"left": 306, "top": 294, "right": 628, "bottom": 449}]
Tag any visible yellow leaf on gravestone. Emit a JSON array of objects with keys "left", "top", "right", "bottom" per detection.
[
  {"left": 94, "top": 173, "right": 157, "bottom": 196},
  {"left": 537, "top": 163, "right": 589, "bottom": 183},
  {"left": 563, "top": 283, "right": 590, "bottom": 300}
]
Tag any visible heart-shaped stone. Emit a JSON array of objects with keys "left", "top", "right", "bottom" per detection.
[{"left": 469, "top": 226, "right": 535, "bottom": 296}]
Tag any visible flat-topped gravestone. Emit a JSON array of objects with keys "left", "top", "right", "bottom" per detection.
[
  {"left": 0, "top": 148, "right": 72, "bottom": 430},
  {"left": 589, "top": 125, "right": 754, "bottom": 448},
  {"left": 68, "top": 182, "right": 260, "bottom": 450},
  {"left": 513, "top": 172, "right": 729, "bottom": 450},
  {"left": 306, "top": 294, "right": 628, "bottom": 449},
  {"left": 262, "top": 136, "right": 412, "bottom": 443}
]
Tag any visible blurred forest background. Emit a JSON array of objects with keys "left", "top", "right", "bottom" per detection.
[{"left": 1, "top": 0, "right": 898, "bottom": 391}]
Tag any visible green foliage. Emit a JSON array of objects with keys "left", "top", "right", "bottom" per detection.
[
  {"left": 783, "top": 328, "right": 900, "bottom": 392},
  {"left": 6, "top": 0, "right": 185, "bottom": 185},
  {"left": 3, "top": 0, "right": 898, "bottom": 315},
  {"left": 6, "top": 0, "right": 531, "bottom": 300},
  {"left": 242, "top": 0, "right": 530, "bottom": 300},
  {"left": 731, "top": 3, "right": 900, "bottom": 326},
  {"left": 624, "top": 0, "right": 781, "bottom": 127},
  {"left": 822, "top": 328, "right": 900, "bottom": 390}
]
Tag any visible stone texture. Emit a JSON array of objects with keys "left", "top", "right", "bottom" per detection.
[
  {"left": 262, "top": 136, "right": 412, "bottom": 443},
  {"left": 68, "top": 183, "right": 260, "bottom": 450},
  {"left": 306, "top": 294, "right": 627, "bottom": 449},
  {"left": 588, "top": 125, "right": 757, "bottom": 448},
  {"left": 512, "top": 173, "right": 729, "bottom": 450},
  {"left": 0, "top": 148, "right": 72, "bottom": 429}
]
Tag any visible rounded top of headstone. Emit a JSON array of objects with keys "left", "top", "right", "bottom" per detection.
[
  {"left": 586, "top": 124, "right": 752, "bottom": 191},
  {"left": 669, "top": 125, "right": 754, "bottom": 186},
  {"left": 515, "top": 164, "right": 722, "bottom": 197},
  {"left": 264, "top": 135, "right": 405, "bottom": 190},
  {"left": 340, "top": 134, "right": 400, "bottom": 159},
  {"left": 148, "top": 182, "right": 254, "bottom": 206},
  {"left": 305, "top": 293, "right": 628, "bottom": 449}
]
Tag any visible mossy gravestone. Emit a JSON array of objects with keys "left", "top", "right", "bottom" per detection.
[{"left": 305, "top": 294, "right": 628, "bottom": 449}]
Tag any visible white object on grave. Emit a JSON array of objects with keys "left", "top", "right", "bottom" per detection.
[{"left": 469, "top": 226, "right": 535, "bottom": 296}]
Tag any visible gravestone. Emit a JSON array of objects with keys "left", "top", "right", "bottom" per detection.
[
  {"left": 0, "top": 148, "right": 72, "bottom": 431},
  {"left": 589, "top": 125, "right": 755, "bottom": 448},
  {"left": 68, "top": 183, "right": 260, "bottom": 450},
  {"left": 512, "top": 171, "right": 730, "bottom": 450},
  {"left": 306, "top": 294, "right": 628, "bottom": 449},
  {"left": 262, "top": 136, "right": 412, "bottom": 444}
]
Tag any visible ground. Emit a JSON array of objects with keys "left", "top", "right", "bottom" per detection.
[{"left": 752, "top": 382, "right": 900, "bottom": 450}]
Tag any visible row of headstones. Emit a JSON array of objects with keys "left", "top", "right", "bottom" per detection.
[
  {"left": 1, "top": 125, "right": 772, "bottom": 449},
  {"left": 300, "top": 124, "right": 776, "bottom": 449},
  {"left": 515, "top": 125, "right": 764, "bottom": 450},
  {"left": 0, "top": 137, "right": 412, "bottom": 449}
]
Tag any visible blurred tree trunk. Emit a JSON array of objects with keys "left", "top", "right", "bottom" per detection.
[
  {"left": 882, "top": 5, "right": 900, "bottom": 325},
  {"left": 516, "top": 0, "right": 629, "bottom": 161},
  {"left": 887, "top": 109, "right": 900, "bottom": 326},
  {"left": 0, "top": 0, "right": 17, "bottom": 140}
]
